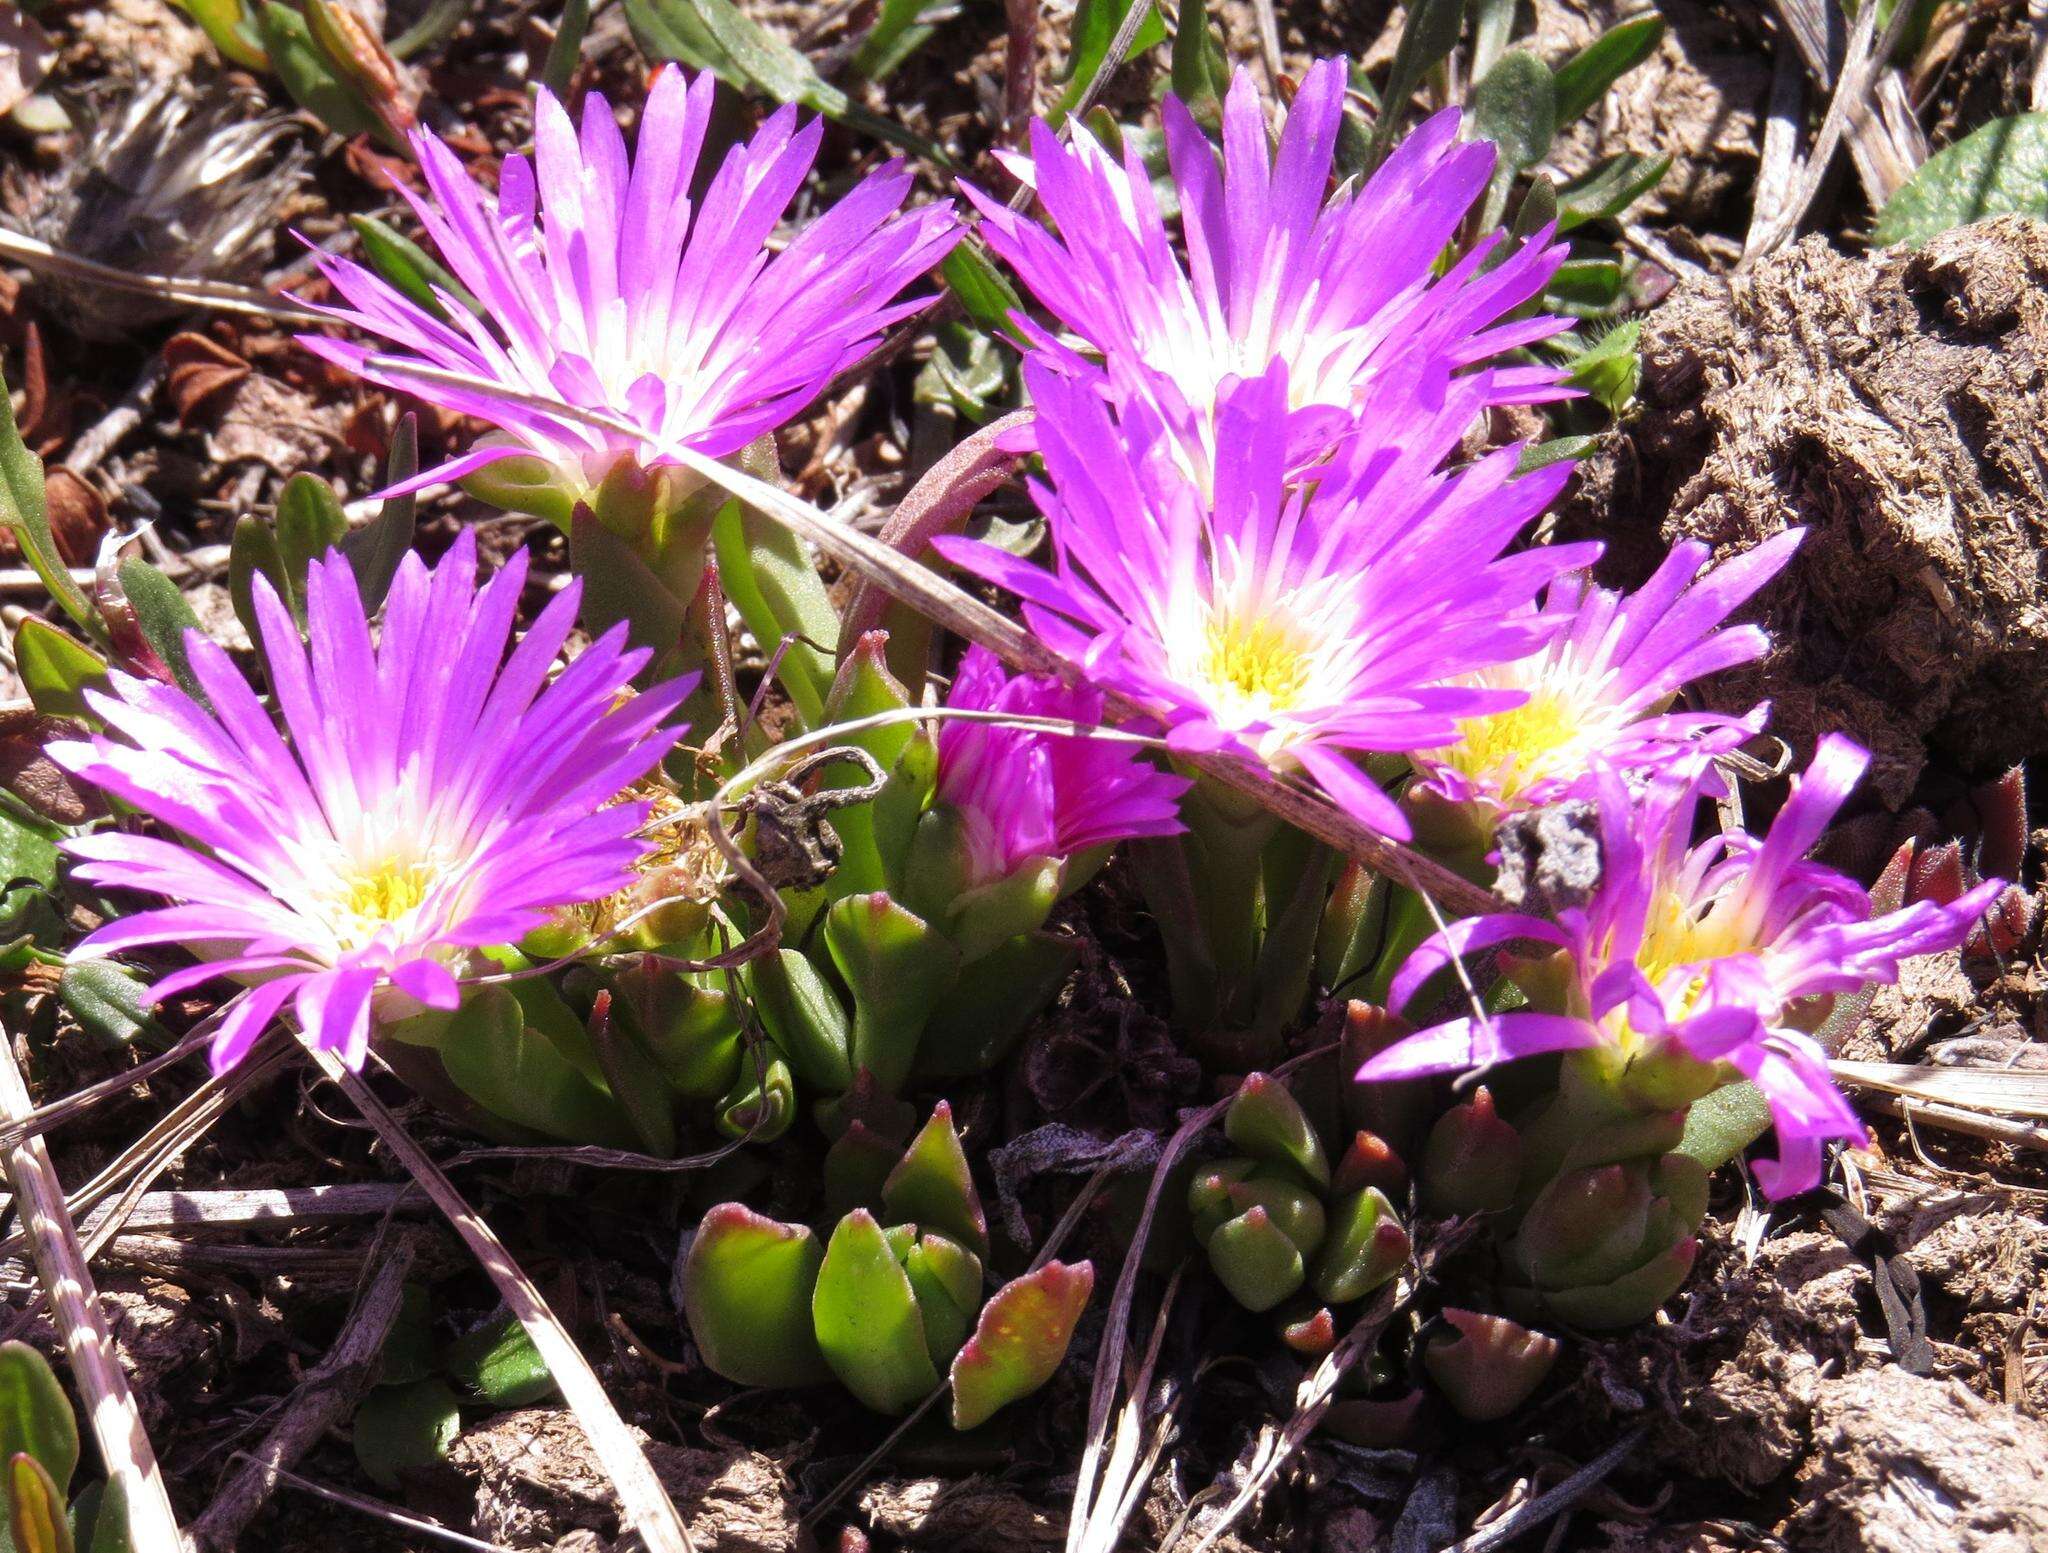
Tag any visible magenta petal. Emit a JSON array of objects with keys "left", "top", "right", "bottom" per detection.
[{"left": 1356, "top": 1012, "right": 1604, "bottom": 1082}]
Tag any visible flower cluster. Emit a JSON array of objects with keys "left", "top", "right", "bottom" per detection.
[{"left": 1365, "top": 738, "right": 2002, "bottom": 1196}]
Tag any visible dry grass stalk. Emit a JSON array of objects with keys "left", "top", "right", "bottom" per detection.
[
  {"left": 0, "top": 1025, "right": 184, "bottom": 1550},
  {"left": 310, "top": 1047, "right": 698, "bottom": 1553}
]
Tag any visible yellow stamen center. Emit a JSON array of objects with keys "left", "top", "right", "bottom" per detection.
[
  {"left": 1440, "top": 690, "right": 1587, "bottom": 807},
  {"left": 1201, "top": 612, "right": 1312, "bottom": 717},
  {"left": 333, "top": 860, "right": 434, "bottom": 947}
]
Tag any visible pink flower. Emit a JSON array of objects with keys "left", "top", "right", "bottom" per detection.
[
  {"left": 936, "top": 645, "right": 1187, "bottom": 886},
  {"left": 299, "top": 65, "right": 960, "bottom": 492},
  {"left": 936, "top": 357, "right": 1596, "bottom": 839},
  {"left": 53, "top": 534, "right": 691, "bottom": 1073}
]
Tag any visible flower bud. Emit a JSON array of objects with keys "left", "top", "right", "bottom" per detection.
[{"left": 1419, "top": 1086, "right": 1522, "bottom": 1216}]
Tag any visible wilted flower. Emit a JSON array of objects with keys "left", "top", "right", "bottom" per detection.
[
  {"left": 300, "top": 65, "right": 960, "bottom": 493},
  {"left": 1361, "top": 737, "right": 2003, "bottom": 1196},
  {"left": 51, "top": 534, "right": 691, "bottom": 1074},
  {"left": 934, "top": 358, "right": 1595, "bottom": 840},
  {"left": 935, "top": 644, "right": 1189, "bottom": 886},
  {"left": 970, "top": 59, "right": 1568, "bottom": 474},
  {"left": 13, "top": 75, "right": 307, "bottom": 340},
  {"left": 1412, "top": 531, "right": 1805, "bottom": 815}
]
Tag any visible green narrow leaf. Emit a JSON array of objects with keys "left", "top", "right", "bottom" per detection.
[
  {"left": 1056, "top": 0, "right": 1167, "bottom": 120},
  {"left": 1468, "top": 48, "right": 1558, "bottom": 230},
  {"left": 447, "top": 1312, "right": 556, "bottom": 1407},
  {"left": 1873, "top": 112, "right": 2048, "bottom": 247},
  {"left": 823, "top": 893, "right": 962, "bottom": 1094},
  {"left": 274, "top": 474, "right": 349, "bottom": 586},
  {"left": 849, "top": 0, "right": 937, "bottom": 81},
  {"left": 0, "top": 1345, "right": 77, "bottom": 1497},
  {"left": 1169, "top": 0, "right": 1229, "bottom": 115},
  {"left": 941, "top": 241, "right": 1027, "bottom": 339},
  {"left": 348, "top": 216, "right": 481, "bottom": 321},
  {"left": 540, "top": 0, "right": 590, "bottom": 96},
  {"left": 0, "top": 369, "right": 92, "bottom": 635},
  {"left": 111, "top": 559, "right": 204, "bottom": 701},
  {"left": 1364, "top": 0, "right": 1464, "bottom": 169},
  {"left": 1551, "top": 13, "right": 1664, "bottom": 125},
  {"left": 8, "top": 1452, "right": 72, "bottom": 1553},
  {"left": 1470, "top": 0, "right": 1516, "bottom": 82},
  {"left": 228, "top": 513, "right": 292, "bottom": 640},
  {"left": 255, "top": 2, "right": 385, "bottom": 142},
  {"left": 880, "top": 1102, "right": 988, "bottom": 1258},
  {"left": 1555, "top": 151, "right": 1670, "bottom": 230},
  {"left": 171, "top": 0, "right": 268, "bottom": 69},
  {"left": 339, "top": 413, "right": 418, "bottom": 614}
]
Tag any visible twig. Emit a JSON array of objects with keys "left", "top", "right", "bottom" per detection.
[
  {"left": 1440, "top": 1427, "right": 1645, "bottom": 1552},
  {"left": 257, "top": 1459, "right": 515, "bottom": 1553},
  {"left": 836, "top": 409, "right": 1033, "bottom": 653},
  {"left": 1750, "top": 0, "right": 1921, "bottom": 260},
  {"left": 0, "top": 1025, "right": 183, "bottom": 1552},
  {"left": 1859, "top": 1092, "right": 2048, "bottom": 1155},
  {"left": 190, "top": 1222, "right": 428, "bottom": 1550},
  {"left": 0, "top": 228, "right": 327, "bottom": 328},
  {"left": 310, "top": 1048, "right": 697, "bottom": 1553},
  {"left": 65, "top": 357, "right": 167, "bottom": 478},
  {"left": 1743, "top": 48, "right": 1807, "bottom": 262}
]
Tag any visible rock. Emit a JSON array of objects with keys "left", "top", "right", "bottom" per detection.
[
  {"left": 446, "top": 1407, "right": 801, "bottom": 1551},
  {"left": 1793, "top": 1367, "right": 2048, "bottom": 1552},
  {"left": 858, "top": 1478, "right": 1063, "bottom": 1550},
  {"left": 1582, "top": 1225, "right": 1864, "bottom": 1490},
  {"left": 1564, "top": 217, "right": 2048, "bottom": 804},
  {"left": 1533, "top": 0, "right": 1774, "bottom": 228}
]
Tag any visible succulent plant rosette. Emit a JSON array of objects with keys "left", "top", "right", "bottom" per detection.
[{"left": 14, "top": 17, "right": 2014, "bottom": 1500}]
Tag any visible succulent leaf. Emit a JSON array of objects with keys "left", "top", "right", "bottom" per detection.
[
  {"left": 680, "top": 1205, "right": 829, "bottom": 1388},
  {"left": 949, "top": 1261, "right": 1094, "bottom": 1429},
  {"left": 880, "top": 1102, "right": 990, "bottom": 1258},
  {"left": 1422, "top": 1309, "right": 1560, "bottom": 1422},
  {"left": 813, "top": 1210, "right": 942, "bottom": 1414},
  {"left": 1206, "top": 1206, "right": 1306, "bottom": 1312},
  {"left": 1224, "top": 1073, "right": 1331, "bottom": 1190}
]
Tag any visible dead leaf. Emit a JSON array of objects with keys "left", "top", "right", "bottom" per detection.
[
  {"left": 164, "top": 332, "right": 252, "bottom": 423},
  {"left": 0, "top": 5, "right": 55, "bottom": 120},
  {"left": 40, "top": 468, "right": 106, "bottom": 565},
  {"left": 0, "top": 707, "right": 103, "bottom": 826},
  {"left": 207, "top": 372, "right": 348, "bottom": 470}
]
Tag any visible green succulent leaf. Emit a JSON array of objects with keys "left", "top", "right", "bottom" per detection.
[
  {"left": 448, "top": 1312, "right": 556, "bottom": 1407},
  {"left": 849, "top": 0, "right": 941, "bottom": 81},
  {"left": 111, "top": 559, "right": 204, "bottom": 701},
  {"left": 916, "top": 931, "right": 1080, "bottom": 1077},
  {"left": 622, "top": 0, "right": 950, "bottom": 163},
  {"left": 681, "top": 1205, "right": 829, "bottom": 1388},
  {"left": 1206, "top": 1207, "right": 1306, "bottom": 1312},
  {"left": 1223, "top": 1073, "right": 1331, "bottom": 1190},
  {"left": 437, "top": 984, "right": 640, "bottom": 1148},
  {"left": 814, "top": 1210, "right": 941, "bottom": 1414},
  {"left": 742, "top": 951, "right": 853, "bottom": 1092},
  {"left": 8, "top": 1452, "right": 71, "bottom": 1553},
  {"left": 1312, "top": 1186, "right": 1410, "bottom": 1306},
  {"left": 1675, "top": 1080, "right": 1773, "bottom": 1171},
  {"left": 823, "top": 893, "right": 962, "bottom": 1094},
  {"left": 1421, "top": 1309, "right": 1559, "bottom": 1422},
  {"left": 941, "top": 241, "right": 1027, "bottom": 340},
  {"left": 1873, "top": 112, "right": 2048, "bottom": 246},
  {"left": 949, "top": 1261, "right": 1094, "bottom": 1429},
  {"left": 1468, "top": 49, "right": 1558, "bottom": 231},
  {"left": 0, "top": 1346, "right": 76, "bottom": 1498},
  {"left": 902, "top": 1232, "right": 983, "bottom": 1368},
  {"left": 714, "top": 1048, "right": 796, "bottom": 1142},
  {"left": 67, "top": 1479, "right": 129, "bottom": 1553},
  {"left": 352, "top": 1378, "right": 460, "bottom": 1490},
  {"left": 880, "top": 1102, "right": 989, "bottom": 1258},
  {"left": 712, "top": 489, "right": 838, "bottom": 730},
  {"left": 56, "top": 960, "right": 164, "bottom": 1049},
  {"left": 1563, "top": 320, "right": 1643, "bottom": 413},
  {"left": 15, "top": 621, "right": 109, "bottom": 723}
]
